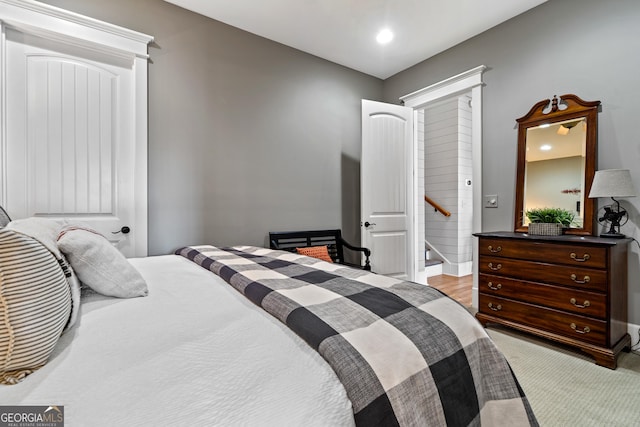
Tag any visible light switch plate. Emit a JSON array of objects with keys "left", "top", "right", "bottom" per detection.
[{"left": 484, "top": 195, "right": 498, "bottom": 208}]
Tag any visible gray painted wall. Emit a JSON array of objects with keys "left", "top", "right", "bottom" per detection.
[
  {"left": 41, "top": 0, "right": 383, "bottom": 255},
  {"left": 384, "top": 0, "right": 640, "bottom": 325}
]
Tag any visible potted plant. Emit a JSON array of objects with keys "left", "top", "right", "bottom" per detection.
[{"left": 525, "top": 207, "right": 575, "bottom": 236}]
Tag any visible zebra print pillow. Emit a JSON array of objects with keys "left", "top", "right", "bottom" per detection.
[{"left": 0, "top": 229, "right": 71, "bottom": 384}]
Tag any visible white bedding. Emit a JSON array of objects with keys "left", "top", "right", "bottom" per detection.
[{"left": 0, "top": 255, "right": 354, "bottom": 426}]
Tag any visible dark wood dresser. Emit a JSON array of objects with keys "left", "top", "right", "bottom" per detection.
[{"left": 474, "top": 231, "right": 630, "bottom": 368}]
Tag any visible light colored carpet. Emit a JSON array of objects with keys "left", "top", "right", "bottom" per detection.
[{"left": 488, "top": 327, "right": 640, "bottom": 427}]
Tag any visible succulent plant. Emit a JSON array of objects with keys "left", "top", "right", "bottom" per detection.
[{"left": 525, "top": 207, "right": 575, "bottom": 227}]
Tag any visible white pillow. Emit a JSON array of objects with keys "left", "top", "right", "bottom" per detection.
[
  {"left": 57, "top": 226, "right": 148, "bottom": 298},
  {"left": 0, "top": 229, "right": 72, "bottom": 384},
  {"left": 6, "top": 217, "right": 63, "bottom": 257}
]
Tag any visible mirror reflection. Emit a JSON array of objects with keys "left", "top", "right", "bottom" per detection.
[
  {"left": 524, "top": 117, "right": 587, "bottom": 228},
  {"left": 514, "top": 94, "right": 599, "bottom": 235}
]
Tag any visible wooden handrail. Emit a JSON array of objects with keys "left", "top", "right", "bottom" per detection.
[{"left": 424, "top": 195, "right": 451, "bottom": 217}]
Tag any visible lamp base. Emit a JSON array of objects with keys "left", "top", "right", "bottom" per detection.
[{"left": 599, "top": 231, "right": 626, "bottom": 239}]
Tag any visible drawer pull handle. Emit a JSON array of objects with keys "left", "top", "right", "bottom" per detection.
[
  {"left": 488, "top": 245, "right": 502, "bottom": 253},
  {"left": 570, "top": 298, "right": 591, "bottom": 309},
  {"left": 488, "top": 262, "right": 502, "bottom": 271},
  {"left": 570, "top": 323, "right": 591, "bottom": 334},
  {"left": 488, "top": 303, "right": 502, "bottom": 311},
  {"left": 570, "top": 274, "right": 590, "bottom": 284},
  {"left": 487, "top": 282, "right": 502, "bottom": 291},
  {"left": 570, "top": 252, "right": 591, "bottom": 262}
]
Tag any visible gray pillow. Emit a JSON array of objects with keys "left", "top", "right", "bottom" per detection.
[
  {"left": 57, "top": 226, "right": 148, "bottom": 298},
  {"left": 0, "top": 206, "right": 10, "bottom": 228}
]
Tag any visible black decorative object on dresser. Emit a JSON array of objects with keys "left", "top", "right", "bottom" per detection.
[{"left": 475, "top": 232, "right": 630, "bottom": 369}]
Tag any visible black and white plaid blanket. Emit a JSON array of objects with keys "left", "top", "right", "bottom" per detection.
[{"left": 177, "top": 245, "right": 538, "bottom": 427}]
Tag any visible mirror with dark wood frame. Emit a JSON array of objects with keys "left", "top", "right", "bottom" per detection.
[{"left": 514, "top": 94, "right": 600, "bottom": 235}]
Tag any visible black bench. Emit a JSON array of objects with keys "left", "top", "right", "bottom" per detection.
[{"left": 269, "top": 229, "right": 371, "bottom": 271}]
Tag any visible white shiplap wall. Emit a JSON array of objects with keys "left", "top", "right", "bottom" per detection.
[
  {"left": 424, "top": 94, "right": 473, "bottom": 275},
  {"left": 457, "top": 95, "right": 473, "bottom": 272}
]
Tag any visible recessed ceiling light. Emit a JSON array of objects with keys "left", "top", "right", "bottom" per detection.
[
  {"left": 540, "top": 144, "right": 552, "bottom": 151},
  {"left": 376, "top": 29, "right": 394, "bottom": 45}
]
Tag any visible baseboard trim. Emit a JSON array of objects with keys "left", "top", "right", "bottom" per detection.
[{"left": 628, "top": 322, "right": 640, "bottom": 348}]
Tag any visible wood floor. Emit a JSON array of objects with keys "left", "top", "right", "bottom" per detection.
[{"left": 427, "top": 274, "right": 473, "bottom": 307}]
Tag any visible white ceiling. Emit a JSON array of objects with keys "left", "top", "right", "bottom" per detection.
[{"left": 164, "top": 0, "right": 547, "bottom": 79}]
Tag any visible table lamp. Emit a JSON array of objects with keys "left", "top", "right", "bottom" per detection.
[{"left": 588, "top": 169, "right": 637, "bottom": 238}]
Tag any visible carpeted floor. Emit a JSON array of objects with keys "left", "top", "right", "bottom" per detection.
[{"left": 487, "top": 327, "right": 640, "bottom": 427}]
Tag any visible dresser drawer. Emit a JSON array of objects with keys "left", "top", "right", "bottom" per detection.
[
  {"left": 479, "top": 274, "right": 606, "bottom": 319},
  {"left": 478, "top": 238, "right": 607, "bottom": 269},
  {"left": 478, "top": 294, "right": 607, "bottom": 346},
  {"left": 479, "top": 256, "right": 607, "bottom": 292}
]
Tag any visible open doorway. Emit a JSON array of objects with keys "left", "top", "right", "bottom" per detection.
[
  {"left": 420, "top": 94, "right": 474, "bottom": 278},
  {"left": 400, "top": 66, "right": 485, "bottom": 308}
]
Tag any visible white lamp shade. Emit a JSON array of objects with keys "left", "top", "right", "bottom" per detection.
[{"left": 588, "top": 169, "right": 637, "bottom": 198}]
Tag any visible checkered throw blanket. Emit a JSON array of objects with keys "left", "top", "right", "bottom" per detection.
[{"left": 177, "top": 245, "right": 538, "bottom": 427}]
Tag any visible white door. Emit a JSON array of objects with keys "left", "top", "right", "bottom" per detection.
[
  {"left": 361, "top": 100, "right": 414, "bottom": 279},
  {"left": 4, "top": 29, "right": 144, "bottom": 257}
]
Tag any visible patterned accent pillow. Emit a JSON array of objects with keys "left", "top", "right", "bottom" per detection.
[
  {"left": 6, "top": 217, "right": 81, "bottom": 330},
  {"left": 0, "top": 229, "right": 72, "bottom": 385},
  {"left": 296, "top": 245, "right": 334, "bottom": 263}
]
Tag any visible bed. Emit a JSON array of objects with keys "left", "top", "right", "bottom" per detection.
[{"left": 0, "top": 219, "right": 538, "bottom": 426}]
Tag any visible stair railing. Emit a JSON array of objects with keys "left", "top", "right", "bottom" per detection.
[{"left": 424, "top": 195, "right": 451, "bottom": 217}]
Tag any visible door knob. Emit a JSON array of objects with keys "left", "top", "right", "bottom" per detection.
[
  {"left": 364, "top": 221, "right": 376, "bottom": 227},
  {"left": 112, "top": 226, "right": 131, "bottom": 234}
]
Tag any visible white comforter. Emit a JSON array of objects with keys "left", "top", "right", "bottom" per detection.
[{"left": 0, "top": 255, "right": 354, "bottom": 426}]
